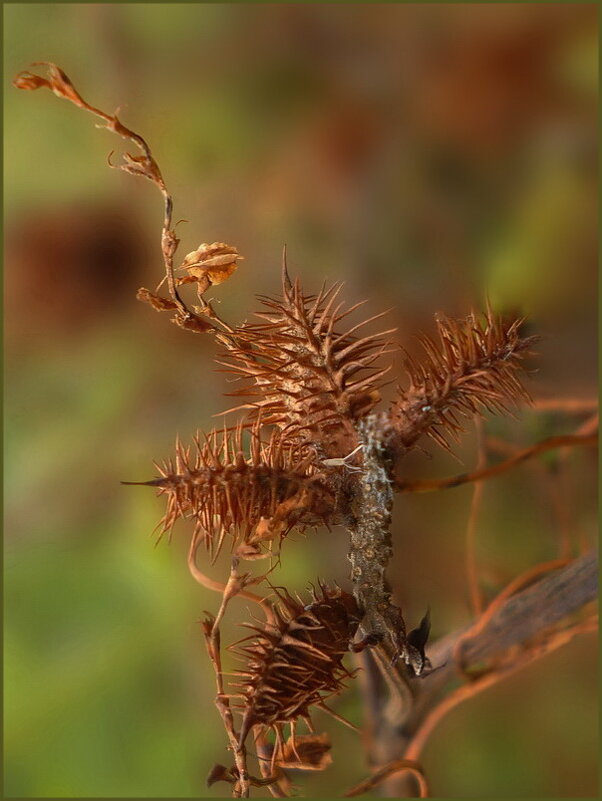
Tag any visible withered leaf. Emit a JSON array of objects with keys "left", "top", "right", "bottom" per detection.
[
  {"left": 136, "top": 287, "right": 178, "bottom": 312},
  {"left": 114, "top": 149, "right": 162, "bottom": 185},
  {"left": 171, "top": 311, "right": 213, "bottom": 333},
  {"left": 12, "top": 71, "right": 51, "bottom": 91},
  {"left": 206, "top": 763, "right": 235, "bottom": 787},
  {"left": 249, "top": 489, "right": 311, "bottom": 544},
  {"left": 207, "top": 762, "right": 281, "bottom": 789},
  {"left": 22, "top": 62, "right": 86, "bottom": 105},
  {"left": 277, "top": 733, "right": 333, "bottom": 772}
]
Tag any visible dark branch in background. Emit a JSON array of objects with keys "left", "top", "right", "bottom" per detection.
[
  {"left": 425, "top": 548, "right": 597, "bottom": 692},
  {"left": 360, "top": 549, "right": 597, "bottom": 797}
]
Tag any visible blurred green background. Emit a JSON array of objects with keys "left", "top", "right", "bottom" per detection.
[{"left": 4, "top": 3, "right": 598, "bottom": 798}]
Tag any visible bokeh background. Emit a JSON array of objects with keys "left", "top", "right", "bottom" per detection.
[{"left": 4, "top": 3, "right": 598, "bottom": 797}]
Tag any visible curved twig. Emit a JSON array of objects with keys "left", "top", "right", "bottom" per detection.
[
  {"left": 398, "top": 432, "right": 597, "bottom": 494},
  {"left": 343, "top": 759, "right": 428, "bottom": 798},
  {"left": 187, "top": 535, "right": 274, "bottom": 625}
]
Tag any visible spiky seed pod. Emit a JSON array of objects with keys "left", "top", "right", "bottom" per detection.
[
  {"left": 218, "top": 267, "right": 394, "bottom": 459},
  {"left": 125, "top": 423, "right": 342, "bottom": 559},
  {"left": 230, "top": 584, "right": 362, "bottom": 751},
  {"left": 387, "top": 308, "right": 537, "bottom": 454}
]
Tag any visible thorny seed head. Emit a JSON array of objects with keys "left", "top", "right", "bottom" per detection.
[
  {"left": 229, "top": 583, "right": 362, "bottom": 750},
  {"left": 388, "top": 306, "right": 537, "bottom": 455},
  {"left": 124, "top": 421, "right": 347, "bottom": 560},
  {"left": 218, "top": 265, "right": 395, "bottom": 460}
]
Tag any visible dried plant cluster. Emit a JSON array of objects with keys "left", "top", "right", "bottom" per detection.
[{"left": 15, "top": 64, "right": 597, "bottom": 799}]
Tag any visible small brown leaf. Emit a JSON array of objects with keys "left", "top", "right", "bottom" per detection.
[
  {"left": 249, "top": 489, "right": 311, "bottom": 544},
  {"left": 114, "top": 150, "right": 163, "bottom": 185},
  {"left": 171, "top": 311, "right": 213, "bottom": 333},
  {"left": 207, "top": 763, "right": 282, "bottom": 789},
  {"left": 201, "top": 614, "right": 216, "bottom": 640},
  {"left": 31, "top": 62, "right": 86, "bottom": 105},
  {"left": 12, "top": 71, "right": 51, "bottom": 91},
  {"left": 136, "top": 287, "right": 178, "bottom": 312}
]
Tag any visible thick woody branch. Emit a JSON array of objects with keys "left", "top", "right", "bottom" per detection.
[
  {"left": 420, "top": 547, "right": 597, "bottom": 702},
  {"left": 375, "top": 549, "right": 597, "bottom": 796}
]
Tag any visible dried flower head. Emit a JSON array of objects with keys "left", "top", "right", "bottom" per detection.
[
  {"left": 177, "top": 242, "right": 244, "bottom": 294},
  {"left": 230, "top": 583, "right": 362, "bottom": 753}
]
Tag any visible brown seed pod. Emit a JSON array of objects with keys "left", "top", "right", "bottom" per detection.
[
  {"left": 229, "top": 583, "right": 363, "bottom": 755},
  {"left": 389, "top": 307, "right": 537, "bottom": 453},
  {"left": 218, "top": 266, "right": 394, "bottom": 459},
  {"left": 124, "top": 422, "right": 341, "bottom": 559}
]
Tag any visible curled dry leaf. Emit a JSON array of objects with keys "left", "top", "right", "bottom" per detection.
[
  {"left": 206, "top": 763, "right": 280, "bottom": 789},
  {"left": 234, "top": 542, "right": 271, "bottom": 561},
  {"left": 249, "top": 488, "right": 314, "bottom": 545},
  {"left": 136, "top": 296, "right": 213, "bottom": 333},
  {"left": 13, "top": 62, "right": 85, "bottom": 105},
  {"left": 114, "top": 149, "right": 162, "bottom": 184},
  {"left": 12, "top": 71, "right": 52, "bottom": 91}
]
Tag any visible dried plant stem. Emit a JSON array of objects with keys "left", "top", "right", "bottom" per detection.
[
  {"left": 465, "top": 416, "right": 486, "bottom": 616},
  {"left": 349, "top": 416, "right": 396, "bottom": 651},
  {"left": 203, "top": 559, "right": 253, "bottom": 798},
  {"left": 19, "top": 63, "right": 188, "bottom": 320},
  {"left": 398, "top": 431, "right": 597, "bottom": 493},
  {"left": 349, "top": 416, "right": 425, "bottom": 676},
  {"left": 346, "top": 415, "right": 428, "bottom": 795},
  {"left": 158, "top": 194, "right": 191, "bottom": 320},
  {"left": 188, "top": 534, "right": 275, "bottom": 624},
  {"left": 437, "top": 549, "right": 597, "bottom": 677},
  {"left": 12, "top": 62, "right": 242, "bottom": 336},
  {"left": 343, "top": 758, "right": 429, "bottom": 798}
]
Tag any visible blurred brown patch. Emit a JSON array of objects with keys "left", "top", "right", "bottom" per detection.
[{"left": 5, "top": 203, "right": 147, "bottom": 347}]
